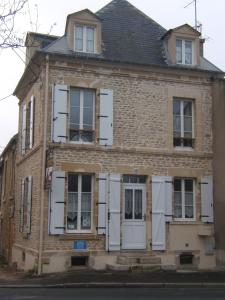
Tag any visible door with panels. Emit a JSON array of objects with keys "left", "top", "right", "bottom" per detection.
[{"left": 122, "top": 175, "right": 147, "bottom": 250}]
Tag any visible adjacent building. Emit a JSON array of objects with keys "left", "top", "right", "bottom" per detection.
[{"left": 1, "top": 0, "right": 224, "bottom": 273}]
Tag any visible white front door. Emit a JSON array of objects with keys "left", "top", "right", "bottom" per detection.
[{"left": 122, "top": 183, "right": 146, "bottom": 249}]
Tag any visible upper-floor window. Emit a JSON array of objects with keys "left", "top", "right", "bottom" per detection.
[
  {"left": 174, "top": 178, "right": 195, "bottom": 220},
  {"left": 173, "top": 98, "right": 194, "bottom": 148},
  {"left": 74, "top": 25, "right": 95, "bottom": 53},
  {"left": 21, "top": 96, "right": 34, "bottom": 155},
  {"left": 176, "top": 39, "right": 193, "bottom": 65},
  {"left": 69, "top": 88, "right": 95, "bottom": 143}
]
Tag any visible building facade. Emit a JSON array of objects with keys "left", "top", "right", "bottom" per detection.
[
  {"left": 11, "top": 0, "right": 224, "bottom": 273},
  {"left": 0, "top": 135, "right": 17, "bottom": 264}
]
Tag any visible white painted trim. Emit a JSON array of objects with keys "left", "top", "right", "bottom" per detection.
[
  {"left": 174, "top": 178, "right": 196, "bottom": 221},
  {"left": 66, "top": 174, "right": 93, "bottom": 233}
]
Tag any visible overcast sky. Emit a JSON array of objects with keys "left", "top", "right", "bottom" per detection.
[{"left": 0, "top": 0, "right": 224, "bottom": 153}]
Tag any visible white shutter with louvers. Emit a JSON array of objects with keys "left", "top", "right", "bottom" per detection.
[
  {"left": 98, "top": 173, "right": 108, "bottom": 235},
  {"left": 20, "top": 179, "right": 25, "bottom": 232},
  {"left": 29, "top": 96, "right": 34, "bottom": 149},
  {"left": 21, "top": 104, "right": 26, "bottom": 154},
  {"left": 152, "top": 176, "right": 166, "bottom": 251},
  {"left": 49, "top": 171, "right": 65, "bottom": 235},
  {"left": 201, "top": 176, "right": 214, "bottom": 223},
  {"left": 165, "top": 176, "right": 173, "bottom": 222},
  {"left": 108, "top": 173, "right": 120, "bottom": 251},
  {"left": 99, "top": 89, "right": 113, "bottom": 146},
  {"left": 27, "top": 176, "right": 32, "bottom": 233},
  {"left": 52, "top": 84, "right": 68, "bottom": 143}
]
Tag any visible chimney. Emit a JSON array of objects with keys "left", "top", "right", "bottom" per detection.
[{"left": 199, "top": 38, "right": 205, "bottom": 57}]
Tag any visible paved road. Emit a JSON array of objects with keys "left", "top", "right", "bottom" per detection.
[{"left": 1, "top": 288, "right": 225, "bottom": 300}]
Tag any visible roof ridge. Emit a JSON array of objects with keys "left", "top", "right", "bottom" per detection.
[{"left": 96, "top": 0, "right": 166, "bottom": 33}]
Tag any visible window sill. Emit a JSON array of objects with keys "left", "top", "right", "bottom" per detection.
[
  {"left": 174, "top": 147, "right": 194, "bottom": 151},
  {"left": 59, "top": 234, "right": 101, "bottom": 241}
]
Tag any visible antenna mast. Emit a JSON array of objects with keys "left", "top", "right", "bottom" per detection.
[{"left": 184, "top": 0, "right": 201, "bottom": 32}]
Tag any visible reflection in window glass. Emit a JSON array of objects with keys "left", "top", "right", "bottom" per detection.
[{"left": 125, "top": 189, "right": 133, "bottom": 219}]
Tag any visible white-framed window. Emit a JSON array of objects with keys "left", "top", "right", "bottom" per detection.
[
  {"left": 67, "top": 173, "right": 93, "bottom": 232},
  {"left": 21, "top": 96, "right": 35, "bottom": 154},
  {"left": 176, "top": 39, "right": 193, "bottom": 65},
  {"left": 69, "top": 88, "right": 95, "bottom": 143},
  {"left": 20, "top": 176, "right": 32, "bottom": 233},
  {"left": 174, "top": 178, "right": 195, "bottom": 220},
  {"left": 173, "top": 98, "right": 194, "bottom": 148},
  {"left": 74, "top": 25, "right": 95, "bottom": 53}
]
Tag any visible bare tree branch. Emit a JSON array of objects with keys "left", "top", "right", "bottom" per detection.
[{"left": 0, "top": 0, "right": 27, "bottom": 48}]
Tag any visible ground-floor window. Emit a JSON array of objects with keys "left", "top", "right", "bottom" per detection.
[
  {"left": 174, "top": 178, "right": 195, "bottom": 220},
  {"left": 67, "top": 173, "right": 92, "bottom": 232}
]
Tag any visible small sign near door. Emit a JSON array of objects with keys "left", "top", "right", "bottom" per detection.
[{"left": 73, "top": 240, "right": 88, "bottom": 250}]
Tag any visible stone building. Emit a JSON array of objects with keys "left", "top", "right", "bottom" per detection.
[
  {"left": 0, "top": 134, "right": 17, "bottom": 264},
  {"left": 11, "top": 0, "right": 224, "bottom": 273}
]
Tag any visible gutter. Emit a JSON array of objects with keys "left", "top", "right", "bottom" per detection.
[{"left": 37, "top": 54, "right": 49, "bottom": 275}]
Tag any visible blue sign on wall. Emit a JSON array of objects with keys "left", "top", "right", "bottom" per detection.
[{"left": 73, "top": 240, "right": 88, "bottom": 250}]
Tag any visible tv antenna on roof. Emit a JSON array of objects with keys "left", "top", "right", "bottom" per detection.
[{"left": 184, "top": 0, "right": 202, "bottom": 33}]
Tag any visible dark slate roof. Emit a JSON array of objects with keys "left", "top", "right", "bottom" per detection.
[
  {"left": 96, "top": 0, "right": 167, "bottom": 66},
  {"left": 39, "top": 0, "right": 222, "bottom": 73}
]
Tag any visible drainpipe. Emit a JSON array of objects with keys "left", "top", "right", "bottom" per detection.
[{"left": 38, "top": 54, "right": 49, "bottom": 275}]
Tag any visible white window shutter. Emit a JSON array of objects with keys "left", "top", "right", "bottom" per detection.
[
  {"left": 21, "top": 104, "right": 26, "bottom": 154},
  {"left": 152, "top": 176, "right": 166, "bottom": 251},
  {"left": 20, "top": 179, "right": 25, "bottom": 232},
  {"left": 49, "top": 171, "right": 65, "bottom": 235},
  {"left": 99, "top": 89, "right": 113, "bottom": 146},
  {"left": 52, "top": 84, "right": 68, "bottom": 143},
  {"left": 98, "top": 173, "right": 108, "bottom": 235},
  {"left": 26, "top": 176, "right": 32, "bottom": 233},
  {"left": 29, "top": 96, "right": 34, "bottom": 149},
  {"left": 108, "top": 173, "right": 120, "bottom": 251},
  {"left": 201, "top": 176, "right": 214, "bottom": 223},
  {"left": 165, "top": 176, "right": 173, "bottom": 222}
]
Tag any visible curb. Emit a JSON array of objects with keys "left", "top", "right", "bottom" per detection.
[{"left": 0, "top": 282, "right": 225, "bottom": 288}]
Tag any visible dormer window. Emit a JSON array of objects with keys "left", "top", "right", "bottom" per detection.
[
  {"left": 74, "top": 25, "right": 95, "bottom": 53},
  {"left": 176, "top": 39, "right": 193, "bottom": 65}
]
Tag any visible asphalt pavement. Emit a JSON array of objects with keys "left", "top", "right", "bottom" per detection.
[
  {"left": 1, "top": 265, "right": 225, "bottom": 288},
  {"left": 1, "top": 287, "right": 225, "bottom": 300}
]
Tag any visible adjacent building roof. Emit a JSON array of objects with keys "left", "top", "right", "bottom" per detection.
[{"left": 29, "top": 0, "right": 223, "bottom": 73}]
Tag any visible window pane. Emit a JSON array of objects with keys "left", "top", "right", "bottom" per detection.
[
  {"left": 87, "top": 27, "right": 94, "bottom": 41},
  {"left": 185, "top": 41, "right": 192, "bottom": 64},
  {"left": 173, "top": 115, "right": 181, "bottom": 135},
  {"left": 83, "top": 90, "right": 94, "bottom": 130},
  {"left": 81, "top": 212, "right": 91, "bottom": 229},
  {"left": 183, "top": 101, "right": 192, "bottom": 116},
  {"left": 81, "top": 131, "right": 94, "bottom": 142},
  {"left": 185, "top": 206, "right": 193, "bottom": 218},
  {"left": 174, "top": 191, "right": 182, "bottom": 218},
  {"left": 185, "top": 179, "right": 193, "bottom": 192},
  {"left": 70, "top": 90, "right": 80, "bottom": 132},
  {"left": 173, "top": 100, "right": 181, "bottom": 115},
  {"left": 81, "top": 193, "right": 91, "bottom": 211},
  {"left": 125, "top": 189, "right": 133, "bottom": 219},
  {"left": 70, "top": 107, "right": 80, "bottom": 129},
  {"left": 68, "top": 174, "right": 78, "bottom": 192},
  {"left": 184, "top": 116, "right": 192, "bottom": 133},
  {"left": 185, "top": 192, "right": 193, "bottom": 205},
  {"left": 176, "top": 40, "right": 182, "bottom": 63},
  {"left": 174, "top": 179, "right": 181, "bottom": 191},
  {"left": 86, "top": 27, "right": 94, "bottom": 52},
  {"left": 135, "top": 190, "right": 142, "bottom": 219},
  {"left": 71, "top": 90, "right": 80, "bottom": 107},
  {"left": 83, "top": 108, "right": 93, "bottom": 130},
  {"left": 75, "top": 26, "right": 83, "bottom": 51},
  {"left": 69, "top": 130, "right": 79, "bottom": 142},
  {"left": 67, "top": 193, "right": 78, "bottom": 230},
  {"left": 82, "top": 175, "right": 92, "bottom": 193}
]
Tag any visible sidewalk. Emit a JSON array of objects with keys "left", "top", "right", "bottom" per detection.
[{"left": 1, "top": 266, "right": 225, "bottom": 288}]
